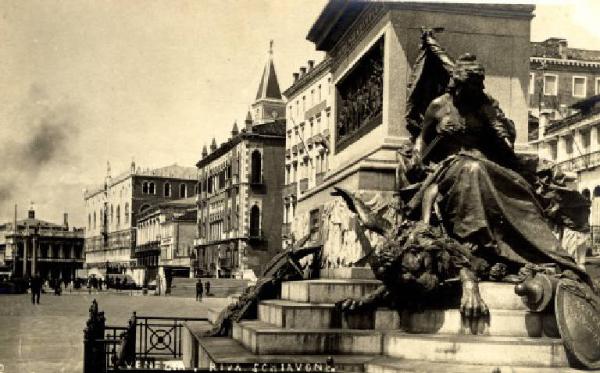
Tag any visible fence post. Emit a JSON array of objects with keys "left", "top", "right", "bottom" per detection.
[{"left": 83, "top": 299, "right": 106, "bottom": 373}]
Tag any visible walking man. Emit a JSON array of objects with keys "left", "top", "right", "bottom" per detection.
[
  {"left": 30, "top": 274, "right": 42, "bottom": 305},
  {"left": 196, "top": 279, "right": 203, "bottom": 301},
  {"left": 205, "top": 281, "right": 211, "bottom": 296}
]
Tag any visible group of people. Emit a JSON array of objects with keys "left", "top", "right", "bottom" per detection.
[
  {"left": 28, "top": 275, "right": 72, "bottom": 304},
  {"left": 195, "top": 279, "right": 211, "bottom": 301}
]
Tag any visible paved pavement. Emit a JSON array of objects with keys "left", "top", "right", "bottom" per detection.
[{"left": 0, "top": 292, "right": 230, "bottom": 373}]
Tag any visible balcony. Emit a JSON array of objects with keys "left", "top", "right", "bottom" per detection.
[
  {"left": 556, "top": 149, "right": 600, "bottom": 173},
  {"left": 248, "top": 229, "right": 267, "bottom": 243},
  {"left": 316, "top": 172, "right": 325, "bottom": 186},
  {"left": 299, "top": 178, "right": 308, "bottom": 193},
  {"left": 283, "top": 182, "right": 297, "bottom": 199}
]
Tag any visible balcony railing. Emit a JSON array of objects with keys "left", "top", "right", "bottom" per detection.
[
  {"left": 283, "top": 182, "right": 297, "bottom": 198},
  {"left": 316, "top": 172, "right": 325, "bottom": 186},
  {"left": 556, "top": 149, "right": 600, "bottom": 173}
]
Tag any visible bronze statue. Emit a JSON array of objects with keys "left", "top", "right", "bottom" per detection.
[{"left": 334, "top": 32, "right": 595, "bottom": 323}]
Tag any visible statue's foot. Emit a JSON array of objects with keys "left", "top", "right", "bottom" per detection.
[
  {"left": 336, "top": 296, "right": 372, "bottom": 313},
  {"left": 460, "top": 280, "right": 489, "bottom": 318}
]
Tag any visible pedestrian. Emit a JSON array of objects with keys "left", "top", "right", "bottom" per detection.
[
  {"left": 87, "top": 278, "right": 92, "bottom": 294},
  {"left": 196, "top": 279, "right": 203, "bottom": 301},
  {"left": 205, "top": 281, "right": 211, "bottom": 296},
  {"left": 115, "top": 277, "right": 121, "bottom": 292},
  {"left": 30, "top": 274, "right": 42, "bottom": 305}
]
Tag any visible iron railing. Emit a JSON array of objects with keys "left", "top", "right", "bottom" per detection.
[{"left": 83, "top": 300, "right": 207, "bottom": 372}]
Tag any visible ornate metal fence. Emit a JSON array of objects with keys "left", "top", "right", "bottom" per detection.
[{"left": 83, "top": 300, "right": 207, "bottom": 372}]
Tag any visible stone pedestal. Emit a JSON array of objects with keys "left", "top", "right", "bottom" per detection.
[{"left": 186, "top": 279, "right": 582, "bottom": 371}]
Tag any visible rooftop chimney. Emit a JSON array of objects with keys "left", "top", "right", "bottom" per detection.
[
  {"left": 293, "top": 73, "right": 299, "bottom": 83},
  {"left": 245, "top": 111, "right": 253, "bottom": 132},
  {"left": 64, "top": 213, "right": 69, "bottom": 229},
  {"left": 299, "top": 67, "right": 307, "bottom": 77},
  {"left": 308, "top": 60, "right": 315, "bottom": 70},
  {"left": 28, "top": 202, "right": 35, "bottom": 219},
  {"left": 130, "top": 160, "right": 136, "bottom": 174}
]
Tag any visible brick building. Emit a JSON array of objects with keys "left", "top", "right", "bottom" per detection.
[
  {"left": 194, "top": 45, "right": 285, "bottom": 279},
  {"left": 528, "top": 38, "right": 600, "bottom": 141},
  {"left": 0, "top": 205, "right": 84, "bottom": 281},
  {"left": 83, "top": 162, "right": 197, "bottom": 277}
]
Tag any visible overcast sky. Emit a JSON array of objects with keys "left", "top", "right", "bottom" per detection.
[{"left": 0, "top": 0, "right": 598, "bottom": 226}]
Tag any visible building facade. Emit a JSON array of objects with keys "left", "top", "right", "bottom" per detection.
[
  {"left": 528, "top": 38, "right": 600, "bottom": 141},
  {"left": 281, "top": 58, "right": 333, "bottom": 248},
  {"left": 83, "top": 163, "right": 197, "bottom": 277},
  {"left": 195, "top": 46, "right": 285, "bottom": 279},
  {"left": 0, "top": 206, "right": 84, "bottom": 280},
  {"left": 135, "top": 197, "right": 196, "bottom": 286},
  {"left": 286, "top": 1, "right": 534, "bottom": 267}
]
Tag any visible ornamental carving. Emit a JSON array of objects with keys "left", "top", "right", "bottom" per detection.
[{"left": 336, "top": 37, "right": 384, "bottom": 150}]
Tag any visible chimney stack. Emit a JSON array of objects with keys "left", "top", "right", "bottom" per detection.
[
  {"left": 64, "top": 213, "right": 69, "bottom": 229},
  {"left": 28, "top": 203, "right": 35, "bottom": 219},
  {"left": 308, "top": 60, "right": 315, "bottom": 70},
  {"left": 293, "top": 73, "right": 299, "bottom": 83},
  {"left": 245, "top": 111, "right": 253, "bottom": 132},
  {"left": 299, "top": 67, "right": 307, "bottom": 77}
]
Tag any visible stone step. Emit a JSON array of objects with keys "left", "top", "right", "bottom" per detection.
[
  {"left": 366, "top": 357, "right": 583, "bottom": 373},
  {"left": 383, "top": 333, "right": 569, "bottom": 368},
  {"left": 281, "top": 279, "right": 382, "bottom": 304},
  {"left": 196, "top": 337, "right": 377, "bottom": 372},
  {"left": 320, "top": 267, "right": 376, "bottom": 280},
  {"left": 281, "top": 280, "right": 531, "bottom": 310},
  {"left": 258, "top": 299, "right": 559, "bottom": 337},
  {"left": 233, "top": 320, "right": 383, "bottom": 355}
]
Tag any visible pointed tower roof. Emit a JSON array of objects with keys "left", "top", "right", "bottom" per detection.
[
  {"left": 210, "top": 138, "right": 217, "bottom": 152},
  {"left": 231, "top": 121, "right": 239, "bottom": 136},
  {"left": 245, "top": 111, "right": 253, "bottom": 124},
  {"left": 201, "top": 144, "right": 208, "bottom": 158},
  {"left": 255, "top": 40, "right": 282, "bottom": 101}
]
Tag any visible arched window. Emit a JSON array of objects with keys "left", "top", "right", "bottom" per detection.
[
  {"left": 110, "top": 205, "right": 114, "bottom": 223},
  {"left": 125, "top": 203, "right": 130, "bottom": 224},
  {"left": 594, "top": 186, "right": 600, "bottom": 198},
  {"left": 88, "top": 214, "right": 91, "bottom": 229},
  {"left": 250, "top": 205, "right": 260, "bottom": 237},
  {"left": 116, "top": 205, "right": 121, "bottom": 227},
  {"left": 582, "top": 188, "right": 591, "bottom": 201},
  {"left": 149, "top": 182, "right": 155, "bottom": 194},
  {"left": 180, "top": 183, "right": 187, "bottom": 198},
  {"left": 93, "top": 212, "right": 96, "bottom": 229},
  {"left": 251, "top": 150, "right": 262, "bottom": 184},
  {"left": 142, "top": 181, "right": 148, "bottom": 194},
  {"left": 164, "top": 182, "right": 171, "bottom": 197}
]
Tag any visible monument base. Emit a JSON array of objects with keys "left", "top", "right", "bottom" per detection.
[{"left": 184, "top": 279, "right": 586, "bottom": 371}]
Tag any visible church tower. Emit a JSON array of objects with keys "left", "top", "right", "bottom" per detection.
[{"left": 251, "top": 40, "right": 285, "bottom": 124}]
